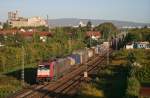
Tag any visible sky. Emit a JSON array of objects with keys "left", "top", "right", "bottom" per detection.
[{"left": 0, "top": 0, "right": 150, "bottom": 23}]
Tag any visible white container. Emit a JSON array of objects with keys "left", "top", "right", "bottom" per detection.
[{"left": 87, "top": 49, "right": 93, "bottom": 58}]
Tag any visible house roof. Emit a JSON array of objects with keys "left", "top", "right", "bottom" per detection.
[
  {"left": 21, "top": 32, "right": 52, "bottom": 37},
  {"left": 140, "top": 87, "right": 150, "bottom": 97},
  {"left": 86, "top": 31, "right": 101, "bottom": 37},
  {"left": 0, "top": 30, "right": 52, "bottom": 37}
]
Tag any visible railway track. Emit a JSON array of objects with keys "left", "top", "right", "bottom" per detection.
[
  {"left": 10, "top": 49, "right": 112, "bottom": 98},
  {"left": 24, "top": 55, "right": 102, "bottom": 98}
]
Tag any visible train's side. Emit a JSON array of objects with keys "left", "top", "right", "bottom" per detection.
[{"left": 36, "top": 42, "right": 110, "bottom": 83}]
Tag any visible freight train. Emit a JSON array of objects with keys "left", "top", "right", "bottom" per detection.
[{"left": 36, "top": 42, "right": 110, "bottom": 83}]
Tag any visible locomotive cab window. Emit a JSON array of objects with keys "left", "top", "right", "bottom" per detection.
[{"left": 38, "top": 65, "right": 49, "bottom": 70}]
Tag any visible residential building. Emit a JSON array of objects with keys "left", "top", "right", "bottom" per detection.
[
  {"left": 0, "top": 30, "right": 52, "bottom": 42},
  {"left": 0, "top": 22, "right": 3, "bottom": 29},
  {"left": 126, "top": 43, "right": 134, "bottom": 49},
  {"left": 126, "top": 42, "right": 150, "bottom": 49},
  {"left": 86, "top": 31, "right": 101, "bottom": 40},
  {"left": 134, "top": 42, "right": 150, "bottom": 49},
  {"left": 0, "top": 43, "right": 4, "bottom": 47}
]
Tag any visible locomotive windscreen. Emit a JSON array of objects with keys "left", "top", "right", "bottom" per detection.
[{"left": 38, "top": 65, "right": 49, "bottom": 70}]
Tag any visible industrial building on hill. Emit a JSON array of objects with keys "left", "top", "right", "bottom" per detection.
[{"left": 7, "top": 11, "right": 47, "bottom": 27}]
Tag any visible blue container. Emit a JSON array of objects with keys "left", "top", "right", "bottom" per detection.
[{"left": 69, "top": 54, "right": 81, "bottom": 64}]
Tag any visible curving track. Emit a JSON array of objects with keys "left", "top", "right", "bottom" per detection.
[{"left": 10, "top": 49, "right": 113, "bottom": 98}]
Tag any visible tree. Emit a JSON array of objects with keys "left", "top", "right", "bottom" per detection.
[
  {"left": 126, "top": 77, "right": 140, "bottom": 98},
  {"left": 0, "top": 54, "right": 6, "bottom": 71},
  {"left": 3, "top": 22, "right": 11, "bottom": 29},
  {"left": 0, "top": 35, "right": 5, "bottom": 43},
  {"left": 145, "top": 34, "right": 150, "bottom": 42},
  {"left": 126, "top": 33, "right": 141, "bottom": 42},
  {"left": 136, "top": 65, "right": 150, "bottom": 82},
  {"left": 94, "top": 22, "right": 118, "bottom": 40},
  {"left": 84, "top": 37, "right": 98, "bottom": 47},
  {"left": 127, "top": 52, "right": 136, "bottom": 64},
  {"left": 86, "top": 21, "right": 92, "bottom": 31},
  {"left": 33, "top": 33, "right": 40, "bottom": 43}
]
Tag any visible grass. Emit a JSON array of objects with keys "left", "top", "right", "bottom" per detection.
[
  {"left": 77, "top": 49, "right": 131, "bottom": 98},
  {"left": 78, "top": 83, "right": 105, "bottom": 98},
  {"left": 77, "top": 65, "right": 128, "bottom": 98},
  {"left": 0, "top": 75, "right": 22, "bottom": 98},
  {"left": 0, "top": 63, "right": 36, "bottom": 75},
  {"left": 0, "top": 63, "right": 37, "bottom": 98}
]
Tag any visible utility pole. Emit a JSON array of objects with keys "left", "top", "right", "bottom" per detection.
[
  {"left": 47, "top": 15, "right": 49, "bottom": 31},
  {"left": 21, "top": 45, "right": 25, "bottom": 87},
  {"left": 116, "top": 37, "right": 118, "bottom": 50},
  {"left": 107, "top": 38, "right": 109, "bottom": 65},
  {"left": 90, "top": 34, "right": 91, "bottom": 48},
  {"left": 107, "top": 26, "right": 111, "bottom": 66},
  {"left": 69, "top": 37, "right": 71, "bottom": 53}
]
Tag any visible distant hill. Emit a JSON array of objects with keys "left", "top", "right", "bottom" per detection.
[{"left": 48, "top": 18, "right": 150, "bottom": 28}]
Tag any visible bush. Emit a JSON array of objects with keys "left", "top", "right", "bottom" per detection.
[
  {"left": 136, "top": 65, "right": 150, "bottom": 82},
  {"left": 126, "top": 77, "right": 140, "bottom": 98},
  {"left": 0, "top": 75, "right": 22, "bottom": 98},
  {"left": 79, "top": 83, "right": 104, "bottom": 98}
]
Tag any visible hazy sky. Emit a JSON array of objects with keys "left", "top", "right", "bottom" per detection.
[{"left": 0, "top": 0, "right": 150, "bottom": 23}]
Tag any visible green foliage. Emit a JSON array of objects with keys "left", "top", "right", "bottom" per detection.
[
  {"left": 0, "top": 75, "right": 21, "bottom": 98},
  {"left": 86, "top": 21, "right": 92, "bottom": 31},
  {"left": 84, "top": 37, "right": 98, "bottom": 48},
  {"left": 33, "top": 33, "right": 40, "bottom": 43},
  {"left": 2, "top": 33, "right": 25, "bottom": 47},
  {"left": 79, "top": 83, "right": 104, "bottom": 98},
  {"left": 135, "top": 65, "right": 150, "bottom": 82},
  {"left": 0, "top": 27, "right": 87, "bottom": 73},
  {"left": 126, "top": 77, "right": 140, "bottom": 97},
  {"left": 76, "top": 29, "right": 86, "bottom": 41},
  {"left": 17, "top": 26, "right": 49, "bottom": 32},
  {"left": 127, "top": 52, "right": 136, "bottom": 64},
  {"left": 127, "top": 28, "right": 150, "bottom": 42},
  {"left": 94, "top": 22, "right": 118, "bottom": 40},
  {"left": 125, "top": 32, "right": 141, "bottom": 42},
  {"left": 3, "top": 22, "right": 11, "bottom": 29},
  {"left": 0, "top": 47, "right": 22, "bottom": 72}
]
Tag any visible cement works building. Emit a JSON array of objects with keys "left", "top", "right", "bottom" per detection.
[{"left": 7, "top": 11, "right": 47, "bottom": 27}]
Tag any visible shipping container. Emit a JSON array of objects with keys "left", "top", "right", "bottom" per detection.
[
  {"left": 87, "top": 48, "right": 94, "bottom": 58},
  {"left": 97, "top": 45, "right": 101, "bottom": 54},
  {"left": 73, "top": 49, "right": 88, "bottom": 64},
  {"left": 103, "top": 42, "right": 110, "bottom": 48},
  {"left": 95, "top": 46, "right": 99, "bottom": 54},
  {"left": 91, "top": 47, "right": 96, "bottom": 55},
  {"left": 67, "top": 57, "right": 75, "bottom": 66},
  {"left": 69, "top": 54, "right": 81, "bottom": 64}
]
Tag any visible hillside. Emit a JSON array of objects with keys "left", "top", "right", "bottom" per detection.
[{"left": 48, "top": 18, "right": 150, "bottom": 28}]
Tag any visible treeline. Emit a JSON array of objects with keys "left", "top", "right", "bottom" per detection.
[
  {"left": 0, "top": 28, "right": 85, "bottom": 73},
  {"left": 125, "top": 50, "right": 150, "bottom": 98},
  {"left": 126, "top": 28, "right": 150, "bottom": 42},
  {"left": 0, "top": 22, "right": 119, "bottom": 73}
]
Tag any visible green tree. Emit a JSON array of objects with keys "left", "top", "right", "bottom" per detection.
[
  {"left": 86, "top": 21, "right": 92, "bottom": 31},
  {"left": 136, "top": 65, "right": 150, "bottom": 82},
  {"left": 3, "top": 22, "right": 11, "bottom": 29},
  {"left": 94, "top": 22, "right": 118, "bottom": 40},
  {"left": 33, "top": 33, "right": 40, "bottom": 43},
  {"left": 126, "top": 33, "right": 141, "bottom": 42},
  {"left": 84, "top": 37, "right": 98, "bottom": 47},
  {"left": 126, "top": 77, "right": 140, "bottom": 98},
  {"left": 127, "top": 52, "right": 136, "bottom": 64}
]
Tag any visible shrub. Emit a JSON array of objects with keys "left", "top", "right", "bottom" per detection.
[
  {"left": 79, "top": 83, "right": 104, "bottom": 98},
  {"left": 126, "top": 77, "right": 140, "bottom": 97}
]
